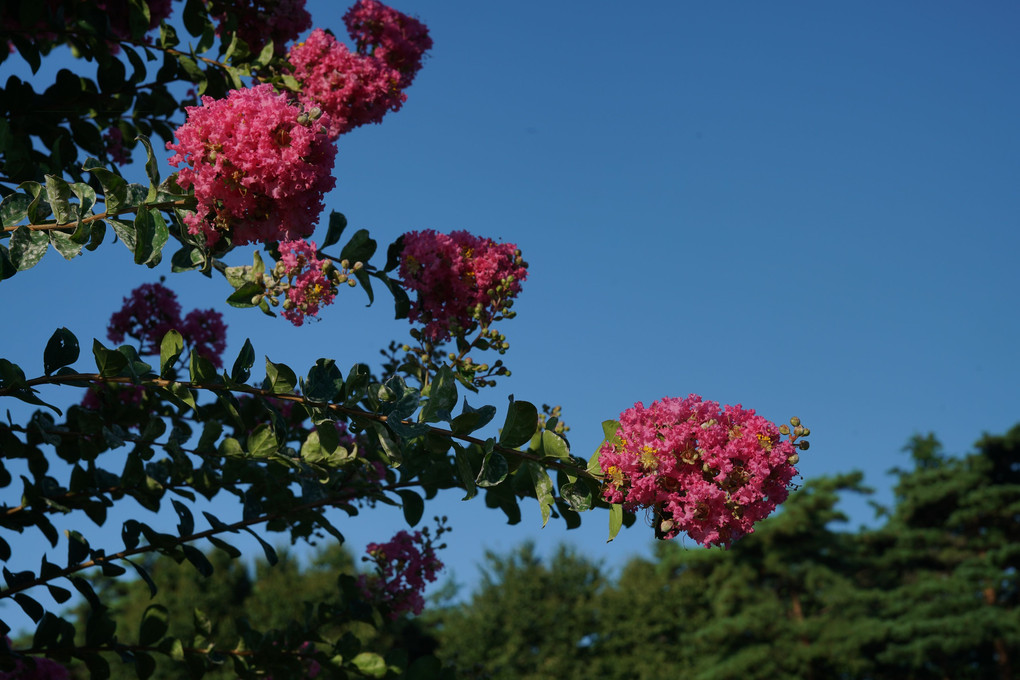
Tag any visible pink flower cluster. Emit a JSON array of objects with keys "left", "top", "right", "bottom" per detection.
[
  {"left": 398, "top": 230, "right": 528, "bottom": 343},
  {"left": 103, "top": 127, "right": 130, "bottom": 165},
  {"left": 1, "top": 639, "right": 68, "bottom": 680},
  {"left": 276, "top": 239, "right": 337, "bottom": 326},
  {"left": 207, "top": 0, "right": 311, "bottom": 55},
  {"left": 599, "top": 395, "right": 800, "bottom": 548},
  {"left": 286, "top": 28, "right": 405, "bottom": 140},
  {"left": 167, "top": 84, "right": 337, "bottom": 247},
  {"left": 343, "top": 0, "right": 432, "bottom": 87},
  {"left": 358, "top": 530, "right": 443, "bottom": 619},
  {"left": 107, "top": 282, "right": 227, "bottom": 367}
]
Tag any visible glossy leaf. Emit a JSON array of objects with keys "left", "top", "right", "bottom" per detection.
[
  {"left": 420, "top": 365, "right": 457, "bottom": 423},
  {"left": 9, "top": 227, "right": 48, "bottom": 270},
  {"left": 321, "top": 210, "right": 347, "bottom": 248},
  {"left": 265, "top": 357, "right": 297, "bottom": 393},
  {"left": 476, "top": 450, "right": 508, "bottom": 487},
  {"left": 159, "top": 330, "right": 184, "bottom": 377},
  {"left": 608, "top": 503, "right": 623, "bottom": 542},
  {"left": 43, "top": 327, "right": 79, "bottom": 375},
  {"left": 498, "top": 399, "right": 538, "bottom": 448}
]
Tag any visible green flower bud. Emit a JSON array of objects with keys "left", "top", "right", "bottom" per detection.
[
  {"left": 789, "top": 416, "right": 801, "bottom": 427},
  {"left": 779, "top": 424, "right": 791, "bottom": 435}
]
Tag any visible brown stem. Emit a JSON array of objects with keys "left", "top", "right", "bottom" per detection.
[{"left": 2, "top": 199, "right": 193, "bottom": 233}]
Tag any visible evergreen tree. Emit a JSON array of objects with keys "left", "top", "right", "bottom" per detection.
[{"left": 435, "top": 543, "right": 604, "bottom": 680}]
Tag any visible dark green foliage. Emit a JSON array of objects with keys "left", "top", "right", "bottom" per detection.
[{"left": 436, "top": 426, "right": 1020, "bottom": 680}]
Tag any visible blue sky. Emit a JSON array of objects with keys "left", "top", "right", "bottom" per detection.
[{"left": 2, "top": 0, "right": 1019, "bottom": 627}]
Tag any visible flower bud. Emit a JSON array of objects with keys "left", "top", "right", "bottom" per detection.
[
  {"left": 779, "top": 424, "right": 790, "bottom": 435},
  {"left": 787, "top": 453, "right": 800, "bottom": 465},
  {"left": 798, "top": 440, "right": 810, "bottom": 451},
  {"left": 801, "top": 427, "right": 810, "bottom": 437},
  {"left": 347, "top": 278, "right": 357, "bottom": 287},
  {"left": 789, "top": 416, "right": 801, "bottom": 427}
]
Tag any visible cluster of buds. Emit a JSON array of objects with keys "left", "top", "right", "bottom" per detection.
[
  {"left": 248, "top": 240, "right": 361, "bottom": 326},
  {"left": 778, "top": 416, "right": 811, "bottom": 465}
]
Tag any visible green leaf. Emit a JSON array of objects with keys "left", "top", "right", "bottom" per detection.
[
  {"left": 137, "top": 136, "right": 160, "bottom": 199},
  {"left": 525, "top": 462, "right": 555, "bottom": 527},
  {"left": 560, "top": 481, "right": 593, "bottom": 512},
  {"left": 608, "top": 503, "right": 623, "bottom": 542},
  {"left": 265, "top": 357, "right": 297, "bottom": 393},
  {"left": 339, "top": 228, "right": 377, "bottom": 264},
  {"left": 9, "top": 226, "right": 48, "bottom": 270},
  {"left": 243, "top": 528, "right": 278, "bottom": 565},
  {"left": 108, "top": 218, "right": 137, "bottom": 254},
  {"left": 542, "top": 430, "right": 570, "bottom": 459},
  {"left": 475, "top": 450, "right": 508, "bottom": 488},
  {"left": 321, "top": 211, "right": 347, "bottom": 248},
  {"left": 92, "top": 340, "right": 128, "bottom": 377},
  {"left": 454, "top": 444, "right": 477, "bottom": 500},
  {"left": 44, "top": 327, "right": 79, "bottom": 375},
  {"left": 602, "top": 419, "right": 621, "bottom": 444},
  {"left": 134, "top": 651, "right": 156, "bottom": 679},
  {"left": 88, "top": 167, "right": 128, "bottom": 213},
  {"left": 420, "top": 365, "right": 457, "bottom": 423},
  {"left": 133, "top": 208, "right": 168, "bottom": 266},
  {"left": 0, "top": 245, "right": 15, "bottom": 281},
  {"left": 44, "top": 175, "right": 73, "bottom": 223},
  {"left": 48, "top": 230, "right": 81, "bottom": 260},
  {"left": 352, "top": 652, "right": 387, "bottom": 678},
  {"left": 304, "top": 359, "right": 344, "bottom": 402},
  {"left": 165, "top": 382, "right": 197, "bottom": 411},
  {"left": 182, "top": 544, "right": 213, "bottom": 576},
  {"left": 138, "top": 605, "right": 168, "bottom": 645},
  {"left": 247, "top": 424, "right": 278, "bottom": 458},
  {"left": 159, "top": 330, "right": 184, "bottom": 377},
  {"left": 0, "top": 192, "right": 30, "bottom": 227},
  {"left": 498, "top": 398, "right": 538, "bottom": 448},
  {"left": 396, "top": 489, "right": 424, "bottom": 527},
  {"left": 230, "top": 339, "right": 255, "bottom": 383},
  {"left": 226, "top": 280, "right": 262, "bottom": 308}
]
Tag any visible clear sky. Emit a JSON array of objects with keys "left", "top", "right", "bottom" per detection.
[{"left": 2, "top": 0, "right": 1019, "bottom": 627}]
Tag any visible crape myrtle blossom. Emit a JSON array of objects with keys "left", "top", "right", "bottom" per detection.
[
  {"left": 286, "top": 28, "right": 406, "bottom": 140},
  {"left": 599, "top": 395, "right": 809, "bottom": 548},
  {"left": 268, "top": 239, "right": 364, "bottom": 327},
  {"left": 398, "top": 230, "right": 528, "bottom": 343},
  {"left": 1, "top": 637, "right": 69, "bottom": 679},
  {"left": 206, "top": 0, "right": 311, "bottom": 55},
  {"left": 167, "top": 84, "right": 337, "bottom": 247},
  {"left": 358, "top": 528, "right": 444, "bottom": 619},
  {"left": 343, "top": 0, "right": 432, "bottom": 87},
  {"left": 107, "top": 282, "right": 227, "bottom": 367}
]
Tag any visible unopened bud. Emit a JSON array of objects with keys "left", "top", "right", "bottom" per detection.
[
  {"left": 779, "top": 424, "right": 791, "bottom": 435},
  {"left": 787, "top": 453, "right": 800, "bottom": 465},
  {"left": 793, "top": 425, "right": 805, "bottom": 436},
  {"left": 353, "top": 261, "right": 364, "bottom": 271},
  {"left": 801, "top": 427, "right": 810, "bottom": 437},
  {"left": 251, "top": 294, "right": 263, "bottom": 305},
  {"left": 798, "top": 440, "right": 810, "bottom": 451},
  {"left": 347, "top": 278, "right": 357, "bottom": 287},
  {"left": 789, "top": 416, "right": 801, "bottom": 427}
]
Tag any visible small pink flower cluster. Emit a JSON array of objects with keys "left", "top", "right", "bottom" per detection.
[
  {"left": 103, "top": 127, "right": 130, "bottom": 165},
  {"left": 343, "top": 0, "right": 432, "bottom": 87},
  {"left": 167, "top": 84, "right": 337, "bottom": 246},
  {"left": 358, "top": 530, "right": 443, "bottom": 619},
  {"left": 107, "top": 282, "right": 227, "bottom": 367},
  {"left": 1, "top": 639, "right": 68, "bottom": 680},
  {"left": 286, "top": 28, "right": 405, "bottom": 140},
  {"left": 207, "top": 0, "right": 311, "bottom": 55},
  {"left": 276, "top": 239, "right": 337, "bottom": 326},
  {"left": 398, "top": 230, "right": 528, "bottom": 343},
  {"left": 599, "top": 395, "right": 801, "bottom": 548}
]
